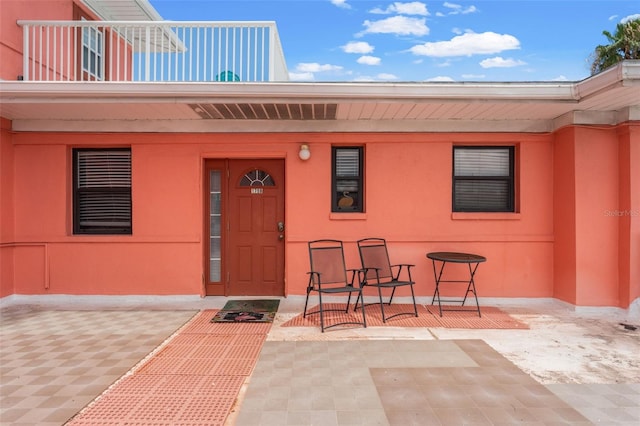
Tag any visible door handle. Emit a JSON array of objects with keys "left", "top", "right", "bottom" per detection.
[{"left": 277, "top": 221, "right": 285, "bottom": 232}]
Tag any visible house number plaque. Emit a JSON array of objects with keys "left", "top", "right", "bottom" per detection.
[{"left": 251, "top": 188, "right": 263, "bottom": 194}]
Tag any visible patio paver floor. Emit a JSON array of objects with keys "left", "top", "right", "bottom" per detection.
[{"left": 1, "top": 295, "right": 639, "bottom": 425}]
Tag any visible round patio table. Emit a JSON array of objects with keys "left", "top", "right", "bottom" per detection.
[{"left": 426, "top": 252, "right": 486, "bottom": 317}]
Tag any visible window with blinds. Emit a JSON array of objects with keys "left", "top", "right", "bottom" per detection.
[
  {"left": 453, "top": 146, "right": 515, "bottom": 212},
  {"left": 332, "top": 146, "right": 363, "bottom": 212},
  {"left": 73, "top": 148, "right": 132, "bottom": 234}
]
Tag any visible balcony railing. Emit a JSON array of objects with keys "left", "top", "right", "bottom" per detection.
[{"left": 17, "top": 20, "right": 289, "bottom": 82}]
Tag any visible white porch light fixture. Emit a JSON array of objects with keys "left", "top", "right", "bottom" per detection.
[{"left": 299, "top": 144, "right": 311, "bottom": 161}]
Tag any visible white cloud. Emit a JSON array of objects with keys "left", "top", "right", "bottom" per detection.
[
  {"left": 409, "top": 31, "right": 520, "bottom": 57},
  {"left": 443, "top": 2, "right": 477, "bottom": 15},
  {"left": 360, "top": 16, "right": 429, "bottom": 36},
  {"left": 289, "top": 62, "right": 342, "bottom": 81},
  {"left": 369, "top": 2, "right": 429, "bottom": 16},
  {"left": 357, "top": 55, "right": 382, "bottom": 65},
  {"left": 479, "top": 57, "right": 526, "bottom": 68},
  {"left": 427, "top": 76, "right": 455, "bottom": 81},
  {"left": 621, "top": 14, "right": 640, "bottom": 23},
  {"left": 377, "top": 73, "right": 398, "bottom": 80},
  {"left": 290, "top": 62, "right": 346, "bottom": 81},
  {"left": 295, "top": 63, "right": 343, "bottom": 73},
  {"left": 289, "top": 72, "right": 315, "bottom": 81},
  {"left": 342, "top": 41, "right": 374, "bottom": 54},
  {"left": 551, "top": 75, "right": 569, "bottom": 81},
  {"left": 330, "top": 0, "right": 351, "bottom": 9}
]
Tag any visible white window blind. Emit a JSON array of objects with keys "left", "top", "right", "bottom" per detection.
[
  {"left": 336, "top": 149, "right": 360, "bottom": 177},
  {"left": 74, "top": 149, "right": 132, "bottom": 233},
  {"left": 453, "top": 147, "right": 514, "bottom": 212},
  {"left": 454, "top": 148, "right": 510, "bottom": 177}
]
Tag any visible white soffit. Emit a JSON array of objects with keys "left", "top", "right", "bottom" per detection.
[{"left": 82, "top": 0, "right": 163, "bottom": 21}]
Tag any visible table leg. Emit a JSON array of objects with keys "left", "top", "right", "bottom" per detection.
[
  {"left": 466, "top": 262, "right": 481, "bottom": 317},
  {"left": 430, "top": 259, "right": 446, "bottom": 317}
]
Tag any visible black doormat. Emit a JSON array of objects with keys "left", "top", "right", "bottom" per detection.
[{"left": 211, "top": 299, "right": 280, "bottom": 323}]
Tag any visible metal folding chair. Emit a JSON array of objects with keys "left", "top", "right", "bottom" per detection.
[
  {"left": 356, "top": 237, "right": 418, "bottom": 322},
  {"left": 303, "top": 239, "right": 367, "bottom": 332}
]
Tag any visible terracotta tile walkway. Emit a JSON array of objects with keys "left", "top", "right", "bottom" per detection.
[{"left": 66, "top": 310, "right": 269, "bottom": 426}]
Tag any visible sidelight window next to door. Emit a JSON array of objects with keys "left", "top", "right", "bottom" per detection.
[{"left": 209, "top": 171, "right": 222, "bottom": 282}]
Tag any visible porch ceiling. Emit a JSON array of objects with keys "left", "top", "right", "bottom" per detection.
[{"left": 1, "top": 61, "right": 639, "bottom": 133}]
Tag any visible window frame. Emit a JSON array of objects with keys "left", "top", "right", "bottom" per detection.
[
  {"left": 74, "top": 5, "right": 108, "bottom": 82},
  {"left": 81, "top": 17, "right": 105, "bottom": 81},
  {"left": 72, "top": 148, "right": 132, "bottom": 235},
  {"left": 331, "top": 146, "right": 364, "bottom": 213},
  {"left": 452, "top": 146, "right": 515, "bottom": 213}
]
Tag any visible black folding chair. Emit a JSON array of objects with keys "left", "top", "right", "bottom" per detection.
[
  {"left": 356, "top": 238, "right": 418, "bottom": 322},
  {"left": 303, "top": 239, "right": 367, "bottom": 332}
]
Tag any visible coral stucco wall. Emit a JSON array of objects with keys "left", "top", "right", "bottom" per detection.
[
  {"left": 552, "top": 127, "right": 577, "bottom": 304},
  {"left": 0, "top": 119, "right": 16, "bottom": 297},
  {"left": 620, "top": 125, "right": 640, "bottom": 306},
  {"left": 553, "top": 124, "right": 640, "bottom": 307},
  {"left": 5, "top": 131, "right": 556, "bottom": 300},
  {"left": 2, "top": 124, "right": 637, "bottom": 307}
]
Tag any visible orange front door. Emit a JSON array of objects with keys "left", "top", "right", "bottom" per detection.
[{"left": 204, "top": 159, "right": 285, "bottom": 296}]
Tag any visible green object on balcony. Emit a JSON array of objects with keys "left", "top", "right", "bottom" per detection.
[{"left": 216, "top": 71, "right": 240, "bottom": 82}]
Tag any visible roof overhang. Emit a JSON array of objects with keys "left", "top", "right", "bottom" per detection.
[
  {"left": 76, "top": 1, "right": 185, "bottom": 52},
  {"left": 1, "top": 61, "right": 639, "bottom": 133},
  {"left": 81, "top": 0, "right": 163, "bottom": 21}
]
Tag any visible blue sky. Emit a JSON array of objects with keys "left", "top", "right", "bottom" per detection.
[{"left": 149, "top": 0, "right": 639, "bottom": 82}]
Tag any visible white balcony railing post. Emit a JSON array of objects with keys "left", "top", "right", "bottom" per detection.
[
  {"left": 16, "top": 20, "right": 289, "bottom": 83},
  {"left": 145, "top": 25, "right": 151, "bottom": 82},
  {"left": 22, "top": 25, "right": 29, "bottom": 81}
]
